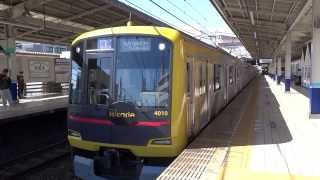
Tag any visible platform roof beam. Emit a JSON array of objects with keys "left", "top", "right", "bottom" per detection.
[
  {"left": 3, "top": 0, "right": 53, "bottom": 19},
  {"left": 211, "top": 0, "right": 310, "bottom": 59},
  {"left": 0, "top": 0, "right": 168, "bottom": 45}
]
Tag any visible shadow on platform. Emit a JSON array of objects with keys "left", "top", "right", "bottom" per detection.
[
  {"left": 189, "top": 76, "right": 292, "bottom": 149},
  {"left": 291, "top": 84, "right": 308, "bottom": 98}
]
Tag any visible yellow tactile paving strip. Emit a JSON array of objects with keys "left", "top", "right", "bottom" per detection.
[
  {"left": 159, "top": 76, "right": 320, "bottom": 180},
  {"left": 215, "top": 76, "right": 258, "bottom": 180},
  {"left": 159, "top": 77, "right": 257, "bottom": 180},
  {"left": 216, "top": 76, "right": 320, "bottom": 180}
]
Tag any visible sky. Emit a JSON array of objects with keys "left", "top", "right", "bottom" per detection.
[
  {"left": 119, "top": 0, "right": 234, "bottom": 36},
  {"left": 118, "top": 0, "right": 251, "bottom": 58}
]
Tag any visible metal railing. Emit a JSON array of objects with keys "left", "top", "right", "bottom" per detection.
[{"left": 25, "top": 82, "right": 69, "bottom": 96}]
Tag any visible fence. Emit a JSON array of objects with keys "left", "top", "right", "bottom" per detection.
[{"left": 25, "top": 82, "right": 69, "bottom": 96}]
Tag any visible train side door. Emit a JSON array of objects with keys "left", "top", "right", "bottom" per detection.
[
  {"left": 208, "top": 63, "right": 215, "bottom": 122},
  {"left": 82, "top": 52, "right": 114, "bottom": 142},
  {"left": 86, "top": 52, "right": 114, "bottom": 106},
  {"left": 186, "top": 57, "right": 195, "bottom": 137},
  {"left": 200, "top": 61, "right": 209, "bottom": 129},
  {"left": 236, "top": 67, "right": 241, "bottom": 91}
]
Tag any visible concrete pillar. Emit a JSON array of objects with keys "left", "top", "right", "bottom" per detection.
[
  {"left": 285, "top": 33, "right": 292, "bottom": 92},
  {"left": 6, "top": 25, "right": 17, "bottom": 81},
  {"left": 273, "top": 56, "right": 278, "bottom": 81},
  {"left": 1, "top": 25, "right": 17, "bottom": 80},
  {"left": 310, "top": 0, "right": 320, "bottom": 116},
  {"left": 277, "top": 56, "right": 282, "bottom": 84},
  {"left": 270, "top": 60, "right": 274, "bottom": 80},
  {"left": 273, "top": 57, "right": 277, "bottom": 81},
  {"left": 0, "top": 25, "right": 18, "bottom": 102}
]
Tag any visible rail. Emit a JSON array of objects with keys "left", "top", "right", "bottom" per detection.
[{"left": 0, "top": 141, "right": 70, "bottom": 179}]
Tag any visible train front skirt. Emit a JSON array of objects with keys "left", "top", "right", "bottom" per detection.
[{"left": 73, "top": 155, "right": 167, "bottom": 179}]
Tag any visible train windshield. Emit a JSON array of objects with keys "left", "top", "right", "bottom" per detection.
[
  {"left": 115, "top": 36, "right": 171, "bottom": 108},
  {"left": 70, "top": 36, "right": 172, "bottom": 108}
]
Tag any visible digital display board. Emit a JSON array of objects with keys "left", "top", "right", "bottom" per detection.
[{"left": 119, "top": 37, "right": 151, "bottom": 52}]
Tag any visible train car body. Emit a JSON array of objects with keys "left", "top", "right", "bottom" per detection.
[{"left": 67, "top": 25, "right": 256, "bottom": 178}]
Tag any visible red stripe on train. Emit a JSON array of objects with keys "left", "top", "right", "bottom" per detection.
[
  {"left": 69, "top": 116, "right": 170, "bottom": 127},
  {"left": 129, "top": 121, "right": 170, "bottom": 127},
  {"left": 69, "top": 116, "right": 113, "bottom": 125}
]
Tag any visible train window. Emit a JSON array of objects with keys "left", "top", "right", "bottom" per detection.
[
  {"left": 187, "top": 62, "right": 191, "bottom": 93},
  {"left": 199, "top": 65, "right": 203, "bottom": 87},
  {"left": 202, "top": 64, "right": 206, "bottom": 93},
  {"left": 115, "top": 36, "right": 171, "bottom": 108},
  {"left": 214, "top": 64, "right": 221, "bottom": 91},
  {"left": 199, "top": 64, "right": 206, "bottom": 95},
  {"left": 229, "top": 66, "right": 234, "bottom": 84},
  {"left": 87, "top": 37, "right": 113, "bottom": 50},
  {"left": 88, "top": 57, "right": 113, "bottom": 105},
  {"left": 70, "top": 41, "right": 84, "bottom": 104}
]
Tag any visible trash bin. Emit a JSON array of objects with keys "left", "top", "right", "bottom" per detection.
[{"left": 10, "top": 82, "right": 18, "bottom": 102}]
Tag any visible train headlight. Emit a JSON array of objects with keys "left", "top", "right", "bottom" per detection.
[
  {"left": 151, "top": 138, "right": 171, "bottom": 145},
  {"left": 76, "top": 47, "right": 81, "bottom": 53},
  {"left": 68, "top": 129, "right": 81, "bottom": 138},
  {"left": 158, "top": 43, "right": 166, "bottom": 51}
]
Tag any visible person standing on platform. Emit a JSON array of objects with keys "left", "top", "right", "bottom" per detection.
[
  {"left": 17, "top": 71, "right": 25, "bottom": 99},
  {"left": 0, "top": 68, "right": 13, "bottom": 108}
]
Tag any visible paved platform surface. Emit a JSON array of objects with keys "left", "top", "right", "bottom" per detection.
[
  {"left": 159, "top": 75, "right": 320, "bottom": 180},
  {"left": 0, "top": 95, "right": 68, "bottom": 121}
]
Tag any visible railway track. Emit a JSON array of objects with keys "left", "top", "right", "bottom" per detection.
[{"left": 0, "top": 141, "right": 70, "bottom": 180}]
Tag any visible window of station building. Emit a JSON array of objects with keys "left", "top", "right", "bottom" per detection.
[
  {"left": 54, "top": 47, "right": 60, "bottom": 53},
  {"left": 48, "top": 47, "right": 53, "bottom": 53},
  {"left": 214, "top": 64, "right": 221, "bottom": 91},
  {"left": 229, "top": 66, "right": 234, "bottom": 85},
  {"left": 43, "top": 46, "right": 53, "bottom": 53}
]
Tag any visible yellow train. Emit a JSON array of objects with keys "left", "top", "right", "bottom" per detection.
[{"left": 68, "top": 25, "right": 256, "bottom": 178}]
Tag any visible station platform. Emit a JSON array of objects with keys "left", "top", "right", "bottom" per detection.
[
  {"left": 0, "top": 94, "right": 68, "bottom": 122},
  {"left": 158, "top": 75, "right": 320, "bottom": 180}
]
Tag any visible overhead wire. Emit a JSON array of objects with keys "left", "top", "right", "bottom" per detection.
[
  {"left": 123, "top": 0, "right": 223, "bottom": 46},
  {"left": 183, "top": 0, "right": 217, "bottom": 42},
  {"left": 164, "top": 0, "right": 214, "bottom": 38},
  {"left": 164, "top": 0, "right": 201, "bottom": 27},
  {"left": 148, "top": 0, "right": 210, "bottom": 36},
  {"left": 184, "top": 0, "right": 208, "bottom": 23},
  {"left": 123, "top": 0, "right": 196, "bottom": 36}
]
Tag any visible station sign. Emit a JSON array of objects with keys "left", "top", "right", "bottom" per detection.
[
  {"left": 29, "top": 61, "right": 50, "bottom": 78},
  {"left": 55, "top": 58, "right": 70, "bottom": 82}
]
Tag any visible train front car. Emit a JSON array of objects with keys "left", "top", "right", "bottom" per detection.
[{"left": 67, "top": 27, "right": 182, "bottom": 178}]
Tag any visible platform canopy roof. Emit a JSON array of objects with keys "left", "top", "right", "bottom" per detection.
[
  {"left": 211, "top": 0, "right": 313, "bottom": 59},
  {"left": 0, "top": 0, "right": 167, "bottom": 45}
]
